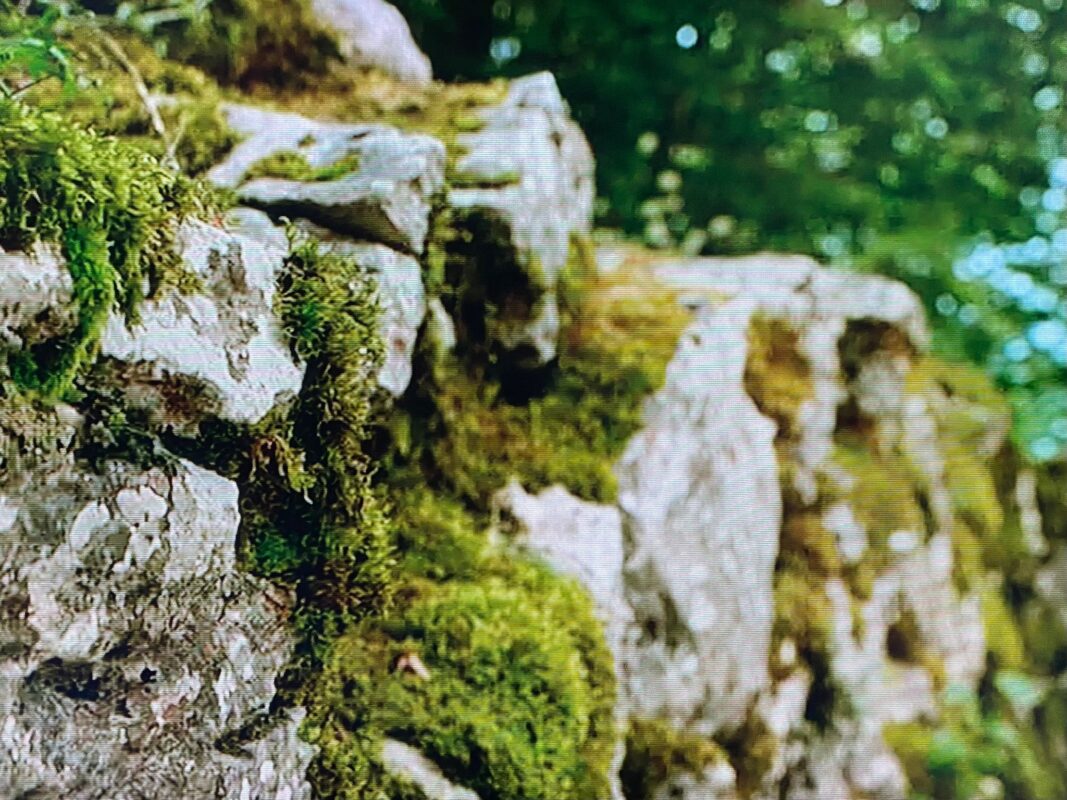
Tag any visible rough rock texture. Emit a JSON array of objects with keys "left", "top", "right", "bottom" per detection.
[
  {"left": 209, "top": 104, "right": 446, "bottom": 255},
  {"left": 310, "top": 0, "right": 433, "bottom": 85},
  {"left": 101, "top": 220, "right": 305, "bottom": 430},
  {"left": 451, "top": 72, "right": 596, "bottom": 362},
  {"left": 0, "top": 242, "right": 75, "bottom": 350},
  {"left": 490, "top": 243, "right": 1019, "bottom": 800},
  {"left": 646, "top": 250, "right": 928, "bottom": 503},
  {"left": 616, "top": 298, "right": 782, "bottom": 735},
  {"left": 5, "top": 15, "right": 1065, "bottom": 798},
  {"left": 0, "top": 440, "right": 313, "bottom": 799}
]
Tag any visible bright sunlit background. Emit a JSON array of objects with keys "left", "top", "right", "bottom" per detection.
[{"left": 394, "top": 0, "right": 1067, "bottom": 463}]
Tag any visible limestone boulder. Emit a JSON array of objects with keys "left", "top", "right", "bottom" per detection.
[
  {"left": 615, "top": 298, "right": 782, "bottom": 735},
  {"left": 309, "top": 0, "right": 433, "bottom": 85},
  {"left": 101, "top": 220, "right": 304, "bottom": 430},
  {"left": 450, "top": 72, "right": 595, "bottom": 363},
  {"left": 209, "top": 105, "right": 446, "bottom": 255},
  {"left": 0, "top": 449, "right": 312, "bottom": 799}
]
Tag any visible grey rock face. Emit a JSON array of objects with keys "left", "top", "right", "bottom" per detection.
[
  {"left": 615, "top": 298, "right": 782, "bottom": 735},
  {"left": 649, "top": 250, "right": 928, "bottom": 504},
  {"left": 310, "top": 0, "right": 433, "bottom": 85},
  {"left": 450, "top": 72, "right": 595, "bottom": 363},
  {"left": 209, "top": 105, "right": 446, "bottom": 255},
  {"left": 101, "top": 220, "right": 305, "bottom": 429},
  {"left": 0, "top": 450, "right": 313, "bottom": 799},
  {"left": 0, "top": 242, "right": 74, "bottom": 350}
]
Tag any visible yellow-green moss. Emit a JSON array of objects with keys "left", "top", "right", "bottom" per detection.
[
  {"left": 95, "top": 0, "right": 338, "bottom": 86},
  {"left": 245, "top": 66, "right": 508, "bottom": 166},
  {"left": 717, "top": 712, "right": 780, "bottom": 798},
  {"left": 744, "top": 315, "right": 813, "bottom": 442},
  {"left": 306, "top": 542, "right": 617, "bottom": 800},
  {"left": 981, "top": 587, "right": 1028, "bottom": 672},
  {"left": 0, "top": 98, "right": 215, "bottom": 400},
  {"left": 834, "top": 440, "right": 926, "bottom": 565},
  {"left": 389, "top": 245, "right": 690, "bottom": 508},
  {"left": 246, "top": 150, "right": 362, "bottom": 182},
  {"left": 621, "top": 718, "right": 729, "bottom": 800}
]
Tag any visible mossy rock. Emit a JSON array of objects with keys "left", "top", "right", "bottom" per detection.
[
  {"left": 307, "top": 565, "right": 617, "bottom": 800},
  {"left": 390, "top": 242, "right": 690, "bottom": 508},
  {"left": 246, "top": 150, "right": 363, "bottom": 182},
  {"left": 833, "top": 439, "right": 926, "bottom": 566},
  {"left": 0, "top": 98, "right": 214, "bottom": 401},
  {"left": 621, "top": 718, "right": 729, "bottom": 800},
  {"left": 81, "top": 0, "right": 338, "bottom": 86},
  {"left": 744, "top": 315, "right": 813, "bottom": 442}
]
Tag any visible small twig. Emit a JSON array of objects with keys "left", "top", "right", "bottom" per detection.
[
  {"left": 164, "top": 110, "right": 189, "bottom": 169},
  {"left": 9, "top": 74, "right": 56, "bottom": 98},
  {"left": 96, "top": 28, "right": 168, "bottom": 142}
]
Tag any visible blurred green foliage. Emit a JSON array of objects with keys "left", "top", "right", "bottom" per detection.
[{"left": 393, "top": 0, "right": 1067, "bottom": 463}]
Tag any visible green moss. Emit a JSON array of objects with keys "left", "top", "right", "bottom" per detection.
[
  {"left": 717, "top": 711, "right": 779, "bottom": 798},
  {"left": 247, "top": 150, "right": 363, "bottom": 182},
  {"left": 307, "top": 555, "right": 617, "bottom": 800},
  {"left": 1020, "top": 600, "right": 1067, "bottom": 675},
  {"left": 0, "top": 98, "right": 214, "bottom": 401},
  {"left": 981, "top": 587, "right": 1028, "bottom": 672},
  {"left": 744, "top": 315, "right": 813, "bottom": 442},
  {"left": 885, "top": 684, "right": 1065, "bottom": 800},
  {"left": 834, "top": 440, "right": 926, "bottom": 566},
  {"left": 449, "top": 169, "right": 522, "bottom": 188},
  {"left": 273, "top": 231, "right": 393, "bottom": 625},
  {"left": 390, "top": 244, "right": 690, "bottom": 508},
  {"left": 621, "top": 718, "right": 729, "bottom": 800},
  {"left": 246, "top": 67, "right": 508, "bottom": 160}
]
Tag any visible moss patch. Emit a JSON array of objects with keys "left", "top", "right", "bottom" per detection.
[
  {"left": 306, "top": 497, "right": 617, "bottom": 800},
  {"left": 390, "top": 244, "right": 690, "bottom": 508},
  {"left": 246, "top": 150, "right": 363, "bottom": 183},
  {"left": 621, "top": 718, "right": 729, "bottom": 800},
  {"left": 0, "top": 98, "right": 214, "bottom": 401},
  {"left": 744, "top": 315, "right": 813, "bottom": 442},
  {"left": 20, "top": 29, "right": 238, "bottom": 176},
  {"left": 244, "top": 66, "right": 507, "bottom": 164},
  {"left": 81, "top": 0, "right": 338, "bottom": 87}
]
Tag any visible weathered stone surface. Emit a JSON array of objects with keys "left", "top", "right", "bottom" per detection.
[
  {"left": 0, "top": 452, "right": 312, "bottom": 799},
  {"left": 310, "top": 0, "right": 433, "bottom": 85},
  {"left": 101, "top": 220, "right": 304, "bottom": 429},
  {"left": 451, "top": 72, "right": 595, "bottom": 363},
  {"left": 209, "top": 105, "right": 446, "bottom": 255},
  {"left": 381, "top": 738, "right": 481, "bottom": 800},
  {"left": 647, "top": 250, "right": 928, "bottom": 504},
  {"left": 295, "top": 220, "right": 427, "bottom": 397},
  {"left": 0, "top": 242, "right": 74, "bottom": 350},
  {"left": 615, "top": 299, "right": 782, "bottom": 735}
]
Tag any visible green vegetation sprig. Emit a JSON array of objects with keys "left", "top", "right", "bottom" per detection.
[{"left": 0, "top": 98, "right": 211, "bottom": 399}]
